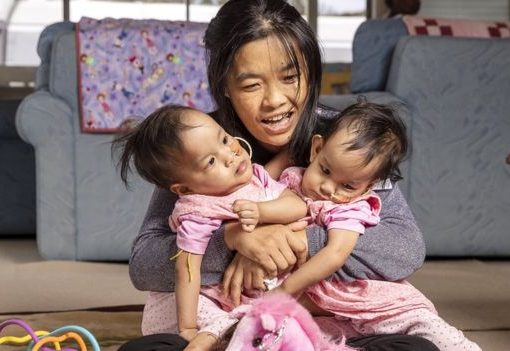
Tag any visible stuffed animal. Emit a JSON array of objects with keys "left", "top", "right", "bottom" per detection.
[{"left": 225, "top": 293, "right": 355, "bottom": 351}]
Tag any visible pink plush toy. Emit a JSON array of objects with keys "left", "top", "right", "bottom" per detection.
[{"left": 225, "top": 293, "right": 355, "bottom": 351}]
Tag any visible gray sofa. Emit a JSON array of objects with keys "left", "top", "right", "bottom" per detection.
[
  {"left": 322, "top": 18, "right": 510, "bottom": 257},
  {"left": 16, "top": 22, "right": 153, "bottom": 260},
  {"left": 16, "top": 19, "right": 510, "bottom": 260}
]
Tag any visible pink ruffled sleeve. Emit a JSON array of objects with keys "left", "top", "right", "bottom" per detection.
[
  {"left": 174, "top": 214, "right": 222, "bottom": 255},
  {"left": 278, "top": 166, "right": 304, "bottom": 193},
  {"left": 322, "top": 195, "right": 382, "bottom": 234},
  {"left": 252, "top": 163, "right": 287, "bottom": 199}
]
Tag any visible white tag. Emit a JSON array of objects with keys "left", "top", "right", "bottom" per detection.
[
  {"left": 263, "top": 277, "right": 279, "bottom": 291},
  {"left": 373, "top": 179, "right": 393, "bottom": 190}
]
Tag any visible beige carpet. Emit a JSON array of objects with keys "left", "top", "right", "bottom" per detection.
[
  {"left": 0, "top": 239, "right": 147, "bottom": 313},
  {"left": 2, "top": 239, "right": 510, "bottom": 350},
  {"left": 408, "top": 259, "right": 510, "bottom": 331}
]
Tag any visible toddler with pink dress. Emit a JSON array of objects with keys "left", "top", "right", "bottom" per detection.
[
  {"left": 114, "top": 104, "right": 307, "bottom": 350},
  {"left": 251, "top": 100, "right": 480, "bottom": 351}
]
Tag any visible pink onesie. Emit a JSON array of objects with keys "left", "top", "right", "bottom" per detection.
[
  {"left": 143, "top": 163, "right": 286, "bottom": 337},
  {"left": 170, "top": 163, "right": 286, "bottom": 255},
  {"left": 198, "top": 167, "right": 480, "bottom": 350},
  {"left": 276, "top": 167, "right": 478, "bottom": 351}
]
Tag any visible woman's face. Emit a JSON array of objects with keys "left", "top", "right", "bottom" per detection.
[{"left": 225, "top": 35, "right": 308, "bottom": 152}]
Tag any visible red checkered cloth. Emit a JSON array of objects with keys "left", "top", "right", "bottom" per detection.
[{"left": 403, "top": 16, "right": 510, "bottom": 38}]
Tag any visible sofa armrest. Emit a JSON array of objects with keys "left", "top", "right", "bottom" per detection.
[
  {"left": 16, "top": 90, "right": 73, "bottom": 144},
  {"left": 15, "top": 90, "right": 77, "bottom": 259}
]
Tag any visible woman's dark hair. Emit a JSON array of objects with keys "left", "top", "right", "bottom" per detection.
[
  {"left": 321, "top": 100, "right": 408, "bottom": 182},
  {"left": 111, "top": 104, "right": 195, "bottom": 189},
  {"left": 204, "top": 0, "right": 322, "bottom": 164}
]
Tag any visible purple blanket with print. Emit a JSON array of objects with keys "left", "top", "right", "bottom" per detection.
[{"left": 76, "top": 17, "right": 215, "bottom": 133}]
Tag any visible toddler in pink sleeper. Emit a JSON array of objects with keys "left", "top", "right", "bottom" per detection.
[
  {"left": 256, "top": 101, "right": 481, "bottom": 351},
  {"left": 114, "top": 104, "right": 307, "bottom": 350}
]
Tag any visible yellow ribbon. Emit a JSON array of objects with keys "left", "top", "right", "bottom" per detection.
[{"left": 170, "top": 249, "right": 193, "bottom": 282}]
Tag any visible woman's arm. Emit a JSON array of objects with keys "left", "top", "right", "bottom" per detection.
[{"left": 307, "top": 184, "right": 426, "bottom": 282}]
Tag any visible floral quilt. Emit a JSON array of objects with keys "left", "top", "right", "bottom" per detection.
[{"left": 76, "top": 17, "right": 215, "bottom": 133}]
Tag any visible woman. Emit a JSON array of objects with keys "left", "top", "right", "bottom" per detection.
[{"left": 126, "top": 0, "right": 436, "bottom": 349}]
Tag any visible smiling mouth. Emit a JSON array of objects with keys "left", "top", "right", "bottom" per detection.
[{"left": 261, "top": 111, "right": 292, "bottom": 125}]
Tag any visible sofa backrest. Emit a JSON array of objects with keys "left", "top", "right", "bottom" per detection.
[
  {"left": 350, "top": 18, "right": 408, "bottom": 93},
  {"left": 48, "top": 31, "right": 79, "bottom": 116},
  {"left": 35, "top": 21, "right": 74, "bottom": 89},
  {"left": 389, "top": 36, "right": 510, "bottom": 256}
]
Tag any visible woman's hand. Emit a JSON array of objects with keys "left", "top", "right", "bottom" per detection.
[
  {"left": 224, "top": 222, "right": 308, "bottom": 277},
  {"left": 222, "top": 221, "right": 308, "bottom": 306},
  {"left": 222, "top": 253, "right": 266, "bottom": 306}
]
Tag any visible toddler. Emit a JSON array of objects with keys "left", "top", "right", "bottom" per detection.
[
  {"left": 261, "top": 101, "right": 480, "bottom": 351},
  {"left": 114, "top": 104, "right": 307, "bottom": 350}
]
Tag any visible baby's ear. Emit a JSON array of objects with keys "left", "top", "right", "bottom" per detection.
[
  {"left": 169, "top": 183, "right": 193, "bottom": 196},
  {"left": 309, "top": 134, "right": 323, "bottom": 163}
]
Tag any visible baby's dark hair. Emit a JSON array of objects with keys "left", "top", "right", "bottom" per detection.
[
  {"left": 112, "top": 104, "right": 196, "bottom": 189},
  {"left": 322, "top": 100, "right": 408, "bottom": 183}
]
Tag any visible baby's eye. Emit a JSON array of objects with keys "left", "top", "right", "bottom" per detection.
[
  {"left": 222, "top": 135, "right": 230, "bottom": 145},
  {"left": 320, "top": 165, "right": 330, "bottom": 175},
  {"left": 208, "top": 157, "right": 216, "bottom": 166},
  {"left": 342, "top": 184, "right": 356, "bottom": 191}
]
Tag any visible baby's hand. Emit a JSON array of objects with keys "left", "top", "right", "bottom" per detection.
[
  {"left": 232, "top": 199, "right": 260, "bottom": 232},
  {"left": 184, "top": 332, "right": 218, "bottom": 351},
  {"left": 179, "top": 328, "right": 198, "bottom": 342}
]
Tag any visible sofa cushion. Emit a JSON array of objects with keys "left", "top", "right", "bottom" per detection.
[{"left": 388, "top": 36, "right": 510, "bottom": 256}]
